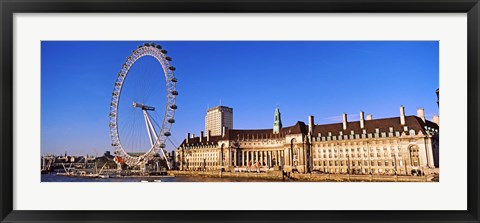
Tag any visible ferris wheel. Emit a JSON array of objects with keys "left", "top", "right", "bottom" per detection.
[{"left": 109, "top": 43, "right": 178, "bottom": 169}]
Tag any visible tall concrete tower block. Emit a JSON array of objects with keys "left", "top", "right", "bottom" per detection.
[
  {"left": 205, "top": 106, "right": 233, "bottom": 136},
  {"left": 273, "top": 106, "right": 283, "bottom": 134}
]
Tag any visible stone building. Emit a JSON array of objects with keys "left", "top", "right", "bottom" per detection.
[
  {"left": 175, "top": 106, "right": 439, "bottom": 176},
  {"left": 205, "top": 106, "right": 233, "bottom": 136}
]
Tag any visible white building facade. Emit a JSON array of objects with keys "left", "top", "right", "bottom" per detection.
[{"left": 177, "top": 106, "right": 439, "bottom": 176}]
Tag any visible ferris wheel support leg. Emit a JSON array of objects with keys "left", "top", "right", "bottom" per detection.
[
  {"left": 143, "top": 110, "right": 155, "bottom": 147},
  {"left": 144, "top": 111, "right": 171, "bottom": 170}
]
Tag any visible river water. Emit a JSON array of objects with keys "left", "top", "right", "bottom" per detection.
[{"left": 41, "top": 173, "right": 284, "bottom": 182}]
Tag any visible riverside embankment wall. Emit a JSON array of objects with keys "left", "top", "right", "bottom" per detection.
[{"left": 168, "top": 170, "right": 437, "bottom": 182}]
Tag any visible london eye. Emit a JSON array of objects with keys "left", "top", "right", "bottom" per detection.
[{"left": 109, "top": 43, "right": 178, "bottom": 169}]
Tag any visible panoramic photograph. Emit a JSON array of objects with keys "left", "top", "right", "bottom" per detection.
[{"left": 41, "top": 41, "right": 439, "bottom": 182}]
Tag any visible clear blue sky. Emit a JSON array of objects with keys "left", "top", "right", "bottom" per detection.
[{"left": 41, "top": 41, "right": 439, "bottom": 156}]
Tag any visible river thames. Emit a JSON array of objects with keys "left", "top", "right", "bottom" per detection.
[{"left": 41, "top": 173, "right": 285, "bottom": 182}]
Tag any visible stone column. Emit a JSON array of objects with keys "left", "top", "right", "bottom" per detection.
[
  {"left": 275, "top": 150, "right": 278, "bottom": 166},
  {"left": 278, "top": 150, "right": 281, "bottom": 166},
  {"left": 264, "top": 151, "right": 267, "bottom": 166},
  {"left": 250, "top": 151, "right": 253, "bottom": 166},
  {"left": 263, "top": 151, "right": 266, "bottom": 167},
  {"left": 233, "top": 150, "right": 237, "bottom": 166},
  {"left": 242, "top": 151, "right": 245, "bottom": 166},
  {"left": 219, "top": 150, "right": 222, "bottom": 167},
  {"left": 269, "top": 151, "right": 272, "bottom": 167},
  {"left": 260, "top": 151, "right": 264, "bottom": 166},
  {"left": 285, "top": 149, "right": 289, "bottom": 165}
]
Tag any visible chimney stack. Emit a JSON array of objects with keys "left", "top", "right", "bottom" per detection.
[
  {"left": 222, "top": 126, "right": 228, "bottom": 137},
  {"left": 400, "top": 105, "right": 406, "bottom": 125},
  {"left": 342, "top": 113, "right": 348, "bottom": 130},
  {"left": 417, "top": 108, "right": 425, "bottom": 123},
  {"left": 360, "top": 111, "right": 365, "bottom": 129},
  {"left": 207, "top": 130, "right": 211, "bottom": 141},
  {"left": 200, "top": 131, "right": 204, "bottom": 143},
  {"left": 432, "top": 115, "right": 440, "bottom": 125},
  {"left": 186, "top": 133, "right": 190, "bottom": 143},
  {"left": 308, "top": 115, "right": 315, "bottom": 134},
  {"left": 366, "top": 114, "right": 373, "bottom": 120}
]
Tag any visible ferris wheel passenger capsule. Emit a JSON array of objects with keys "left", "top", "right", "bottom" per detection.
[
  {"left": 159, "top": 143, "right": 166, "bottom": 148},
  {"left": 170, "top": 105, "right": 178, "bottom": 109},
  {"left": 168, "top": 66, "right": 176, "bottom": 71},
  {"left": 165, "top": 56, "right": 172, "bottom": 61},
  {"left": 171, "top": 91, "right": 178, "bottom": 96},
  {"left": 156, "top": 45, "right": 162, "bottom": 49},
  {"left": 168, "top": 118, "right": 175, "bottom": 123},
  {"left": 171, "top": 77, "right": 178, "bottom": 82},
  {"left": 164, "top": 132, "right": 171, "bottom": 136},
  {"left": 161, "top": 49, "right": 168, "bottom": 54}
]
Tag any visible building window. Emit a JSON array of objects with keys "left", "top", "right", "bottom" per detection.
[{"left": 409, "top": 146, "right": 420, "bottom": 167}]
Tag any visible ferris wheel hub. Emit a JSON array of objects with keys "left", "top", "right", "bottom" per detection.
[{"left": 132, "top": 101, "right": 155, "bottom": 111}]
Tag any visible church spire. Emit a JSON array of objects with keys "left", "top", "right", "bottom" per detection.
[{"left": 273, "top": 106, "right": 282, "bottom": 134}]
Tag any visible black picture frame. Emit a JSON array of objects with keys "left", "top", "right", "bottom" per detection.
[{"left": 1, "top": 0, "right": 479, "bottom": 222}]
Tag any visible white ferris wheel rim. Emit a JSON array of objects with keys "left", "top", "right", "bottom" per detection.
[{"left": 109, "top": 43, "right": 177, "bottom": 167}]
